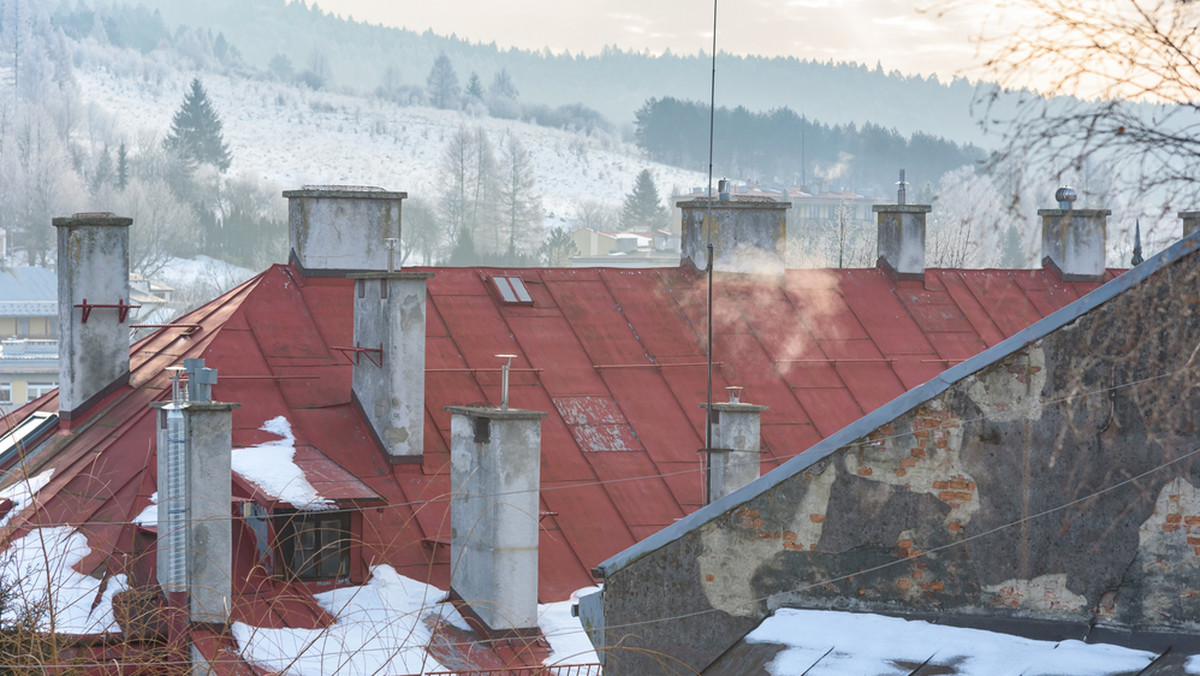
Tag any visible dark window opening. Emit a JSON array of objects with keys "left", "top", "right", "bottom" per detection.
[
  {"left": 473, "top": 417, "right": 490, "bottom": 444},
  {"left": 275, "top": 509, "right": 351, "bottom": 581}
]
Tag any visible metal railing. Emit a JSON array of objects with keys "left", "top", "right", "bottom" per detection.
[{"left": 425, "top": 665, "right": 602, "bottom": 676}]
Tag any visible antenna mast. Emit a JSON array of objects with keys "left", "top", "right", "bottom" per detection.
[{"left": 704, "top": 0, "right": 719, "bottom": 504}]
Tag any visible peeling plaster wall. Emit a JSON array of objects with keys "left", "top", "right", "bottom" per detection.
[{"left": 600, "top": 253, "right": 1200, "bottom": 675}]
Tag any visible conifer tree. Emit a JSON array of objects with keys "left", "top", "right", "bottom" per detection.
[
  {"left": 620, "top": 169, "right": 668, "bottom": 231},
  {"left": 426, "top": 52, "right": 460, "bottom": 110},
  {"left": 163, "top": 78, "right": 232, "bottom": 172},
  {"left": 116, "top": 142, "right": 129, "bottom": 191},
  {"left": 465, "top": 72, "right": 484, "bottom": 100}
]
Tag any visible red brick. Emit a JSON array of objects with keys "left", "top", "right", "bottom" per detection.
[
  {"left": 929, "top": 582, "right": 945, "bottom": 591},
  {"left": 914, "top": 430, "right": 930, "bottom": 439},
  {"left": 1164, "top": 524, "right": 1181, "bottom": 533},
  {"left": 857, "top": 467, "right": 873, "bottom": 476},
  {"left": 935, "top": 439, "right": 949, "bottom": 449},
  {"left": 948, "top": 521, "right": 964, "bottom": 532},
  {"left": 706, "top": 574, "right": 714, "bottom": 582},
  {"left": 900, "top": 457, "right": 917, "bottom": 468},
  {"left": 898, "top": 539, "right": 913, "bottom": 549},
  {"left": 1187, "top": 536, "right": 1200, "bottom": 546},
  {"left": 1185, "top": 516, "right": 1200, "bottom": 525},
  {"left": 1167, "top": 514, "right": 1183, "bottom": 524},
  {"left": 809, "top": 513, "right": 825, "bottom": 523},
  {"left": 932, "top": 481, "right": 951, "bottom": 490},
  {"left": 897, "top": 579, "right": 911, "bottom": 590},
  {"left": 946, "top": 480, "right": 970, "bottom": 490},
  {"left": 911, "top": 448, "right": 926, "bottom": 459},
  {"left": 894, "top": 468, "right": 908, "bottom": 477}
]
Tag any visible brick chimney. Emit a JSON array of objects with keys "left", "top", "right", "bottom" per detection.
[
  {"left": 282, "top": 185, "right": 406, "bottom": 275},
  {"left": 678, "top": 187, "right": 790, "bottom": 277},
  {"left": 153, "top": 361, "right": 237, "bottom": 634},
  {"left": 1039, "top": 187, "right": 1108, "bottom": 281},
  {"left": 702, "top": 388, "right": 768, "bottom": 504},
  {"left": 873, "top": 170, "right": 931, "bottom": 281},
  {"left": 1180, "top": 211, "right": 1200, "bottom": 238},
  {"left": 350, "top": 271, "right": 434, "bottom": 463},
  {"left": 445, "top": 402, "right": 546, "bottom": 636},
  {"left": 53, "top": 213, "right": 132, "bottom": 422}
]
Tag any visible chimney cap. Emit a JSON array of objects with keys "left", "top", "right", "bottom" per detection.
[
  {"left": 52, "top": 213, "right": 133, "bottom": 227},
  {"left": 282, "top": 185, "right": 407, "bottom": 200}
]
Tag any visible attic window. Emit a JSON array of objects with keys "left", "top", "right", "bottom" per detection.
[
  {"left": 275, "top": 509, "right": 351, "bottom": 581},
  {"left": 0, "top": 411, "right": 57, "bottom": 470},
  {"left": 491, "top": 276, "right": 533, "bottom": 305}
]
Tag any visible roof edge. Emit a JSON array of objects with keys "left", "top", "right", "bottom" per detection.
[{"left": 598, "top": 233, "right": 1200, "bottom": 576}]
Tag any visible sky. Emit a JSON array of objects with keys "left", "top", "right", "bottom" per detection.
[{"left": 317, "top": 0, "right": 1000, "bottom": 82}]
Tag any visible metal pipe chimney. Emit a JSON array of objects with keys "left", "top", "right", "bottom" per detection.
[{"left": 53, "top": 213, "right": 132, "bottom": 423}]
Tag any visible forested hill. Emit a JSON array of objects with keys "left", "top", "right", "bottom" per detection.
[
  {"left": 95, "top": 0, "right": 991, "bottom": 146},
  {"left": 636, "top": 98, "right": 986, "bottom": 193}
]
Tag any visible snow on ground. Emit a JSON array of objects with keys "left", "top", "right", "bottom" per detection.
[
  {"left": 76, "top": 68, "right": 705, "bottom": 220},
  {"left": 232, "top": 565, "right": 459, "bottom": 675},
  {"left": 540, "top": 586, "right": 602, "bottom": 667},
  {"left": 747, "top": 608, "right": 1177, "bottom": 676},
  {"left": 230, "top": 416, "right": 332, "bottom": 510},
  {"left": 0, "top": 469, "right": 54, "bottom": 529},
  {"left": 154, "top": 255, "right": 256, "bottom": 293},
  {"left": 1, "top": 527, "right": 129, "bottom": 635}
]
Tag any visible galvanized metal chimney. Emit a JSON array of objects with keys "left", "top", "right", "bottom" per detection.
[
  {"left": 350, "top": 269, "right": 434, "bottom": 463},
  {"left": 1039, "top": 187, "right": 1109, "bottom": 281},
  {"left": 677, "top": 196, "right": 790, "bottom": 277},
  {"left": 53, "top": 213, "right": 132, "bottom": 422},
  {"left": 153, "top": 359, "right": 237, "bottom": 631},
  {"left": 873, "top": 172, "right": 931, "bottom": 281},
  {"left": 283, "top": 185, "right": 406, "bottom": 276},
  {"left": 445, "top": 403, "right": 546, "bottom": 636},
  {"left": 702, "top": 387, "right": 768, "bottom": 504}
]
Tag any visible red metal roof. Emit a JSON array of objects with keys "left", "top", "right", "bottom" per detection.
[{"left": 0, "top": 261, "right": 1117, "bottom": 666}]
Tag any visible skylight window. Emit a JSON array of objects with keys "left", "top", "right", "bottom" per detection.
[
  {"left": 0, "top": 411, "right": 57, "bottom": 470},
  {"left": 491, "top": 276, "right": 533, "bottom": 305}
]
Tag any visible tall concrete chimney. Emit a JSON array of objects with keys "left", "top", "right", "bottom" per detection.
[
  {"left": 154, "top": 360, "right": 237, "bottom": 631},
  {"left": 283, "top": 185, "right": 406, "bottom": 275},
  {"left": 1180, "top": 211, "right": 1200, "bottom": 238},
  {"left": 350, "top": 271, "right": 434, "bottom": 464},
  {"left": 53, "top": 213, "right": 132, "bottom": 422},
  {"left": 873, "top": 203, "right": 932, "bottom": 281},
  {"left": 678, "top": 197, "right": 790, "bottom": 277},
  {"left": 1039, "top": 187, "right": 1108, "bottom": 281},
  {"left": 445, "top": 404, "right": 546, "bottom": 636},
  {"left": 702, "top": 388, "right": 768, "bottom": 504}
]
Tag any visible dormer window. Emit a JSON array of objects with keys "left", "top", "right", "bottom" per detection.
[
  {"left": 491, "top": 276, "right": 533, "bottom": 305},
  {"left": 275, "top": 509, "right": 352, "bottom": 581}
]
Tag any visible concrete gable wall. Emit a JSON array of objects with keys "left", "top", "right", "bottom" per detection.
[{"left": 599, "top": 249, "right": 1200, "bottom": 674}]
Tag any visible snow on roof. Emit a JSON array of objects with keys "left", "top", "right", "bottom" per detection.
[
  {"left": 231, "top": 416, "right": 334, "bottom": 511},
  {"left": 0, "top": 468, "right": 53, "bottom": 529},
  {"left": 2, "top": 527, "right": 128, "bottom": 635},
  {"left": 232, "top": 566, "right": 599, "bottom": 675},
  {"left": 746, "top": 609, "right": 1173, "bottom": 675}
]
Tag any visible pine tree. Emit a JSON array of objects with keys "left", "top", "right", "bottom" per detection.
[
  {"left": 999, "top": 224, "right": 1025, "bottom": 269},
  {"left": 426, "top": 52, "right": 459, "bottom": 110},
  {"left": 540, "top": 227, "right": 579, "bottom": 266},
  {"left": 620, "top": 169, "right": 668, "bottom": 231},
  {"left": 163, "top": 78, "right": 232, "bottom": 172},
  {"left": 116, "top": 142, "right": 129, "bottom": 191},
  {"left": 465, "top": 72, "right": 484, "bottom": 100}
]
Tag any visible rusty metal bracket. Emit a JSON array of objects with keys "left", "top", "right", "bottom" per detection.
[
  {"left": 130, "top": 323, "right": 202, "bottom": 336},
  {"left": 331, "top": 343, "right": 384, "bottom": 367},
  {"left": 76, "top": 298, "right": 140, "bottom": 323}
]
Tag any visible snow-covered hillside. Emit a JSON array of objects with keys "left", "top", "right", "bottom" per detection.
[{"left": 78, "top": 68, "right": 706, "bottom": 221}]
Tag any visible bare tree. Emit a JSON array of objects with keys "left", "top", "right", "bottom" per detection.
[
  {"left": 497, "top": 134, "right": 542, "bottom": 257},
  {"left": 953, "top": 0, "right": 1200, "bottom": 212}
]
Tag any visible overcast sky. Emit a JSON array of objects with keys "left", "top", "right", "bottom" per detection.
[{"left": 318, "top": 0, "right": 999, "bottom": 81}]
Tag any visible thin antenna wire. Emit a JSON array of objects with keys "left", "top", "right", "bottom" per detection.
[{"left": 704, "top": 0, "right": 719, "bottom": 505}]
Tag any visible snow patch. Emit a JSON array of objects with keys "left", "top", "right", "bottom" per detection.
[
  {"left": 232, "top": 565, "right": 458, "bottom": 675},
  {"left": 540, "top": 586, "right": 602, "bottom": 668},
  {"left": 133, "top": 491, "right": 158, "bottom": 529},
  {"left": 231, "top": 417, "right": 332, "bottom": 510},
  {"left": 0, "top": 469, "right": 54, "bottom": 529},
  {"left": 747, "top": 609, "right": 1158, "bottom": 676},
  {"left": 1, "top": 527, "right": 129, "bottom": 635}
]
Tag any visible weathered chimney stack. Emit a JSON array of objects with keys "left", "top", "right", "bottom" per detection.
[
  {"left": 678, "top": 196, "right": 790, "bottom": 277},
  {"left": 446, "top": 403, "right": 546, "bottom": 636},
  {"left": 702, "top": 387, "right": 768, "bottom": 504},
  {"left": 350, "top": 270, "right": 434, "bottom": 463},
  {"left": 1180, "top": 211, "right": 1200, "bottom": 238},
  {"left": 153, "top": 360, "right": 237, "bottom": 632},
  {"left": 283, "top": 185, "right": 406, "bottom": 275},
  {"left": 1039, "top": 187, "right": 1109, "bottom": 281},
  {"left": 873, "top": 170, "right": 931, "bottom": 281},
  {"left": 53, "top": 213, "right": 132, "bottom": 422}
]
